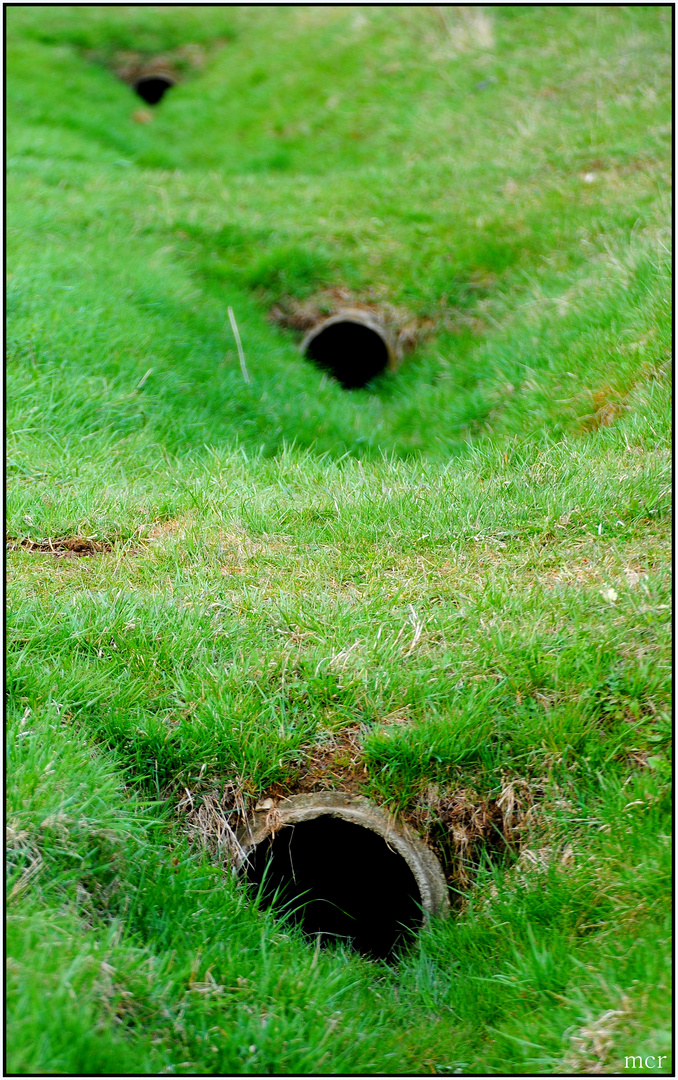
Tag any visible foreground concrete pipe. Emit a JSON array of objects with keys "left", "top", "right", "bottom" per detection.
[
  {"left": 237, "top": 791, "right": 449, "bottom": 922},
  {"left": 300, "top": 308, "right": 400, "bottom": 389}
]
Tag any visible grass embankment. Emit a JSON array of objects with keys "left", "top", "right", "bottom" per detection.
[{"left": 7, "top": 6, "right": 671, "bottom": 1074}]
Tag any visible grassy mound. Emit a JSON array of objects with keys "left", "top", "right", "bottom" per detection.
[{"left": 7, "top": 6, "right": 671, "bottom": 1074}]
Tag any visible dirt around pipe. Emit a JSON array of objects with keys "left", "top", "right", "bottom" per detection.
[
  {"left": 236, "top": 792, "right": 449, "bottom": 959},
  {"left": 113, "top": 54, "right": 178, "bottom": 104}
]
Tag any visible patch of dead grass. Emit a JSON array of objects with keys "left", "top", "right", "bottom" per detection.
[
  {"left": 269, "top": 287, "right": 440, "bottom": 356},
  {"left": 178, "top": 782, "right": 249, "bottom": 866},
  {"left": 559, "top": 997, "right": 632, "bottom": 1074},
  {"left": 407, "top": 777, "right": 537, "bottom": 890},
  {"left": 6, "top": 823, "right": 43, "bottom": 900},
  {"left": 6, "top": 534, "right": 113, "bottom": 557}
]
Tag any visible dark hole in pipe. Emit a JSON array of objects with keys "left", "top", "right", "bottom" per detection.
[
  {"left": 133, "top": 76, "right": 174, "bottom": 105},
  {"left": 305, "top": 320, "right": 390, "bottom": 389},
  {"left": 246, "top": 816, "right": 423, "bottom": 960}
]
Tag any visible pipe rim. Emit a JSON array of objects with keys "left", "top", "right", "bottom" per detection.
[
  {"left": 237, "top": 791, "right": 449, "bottom": 919},
  {"left": 300, "top": 308, "right": 400, "bottom": 370},
  {"left": 134, "top": 73, "right": 176, "bottom": 89}
]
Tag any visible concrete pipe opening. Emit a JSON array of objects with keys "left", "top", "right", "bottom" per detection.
[
  {"left": 301, "top": 309, "right": 398, "bottom": 390},
  {"left": 239, "top": 793, "right": 448, "bottom": 961},
  {"left": 133, "top": 74, "right": 175, "bottom": 105}
]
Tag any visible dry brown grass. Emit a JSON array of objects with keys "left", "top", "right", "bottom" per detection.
[
  {"left": 559, "top": 997, "right": 632, "bottom": 1074},
  {"left": 178, "top": 782, "right": 249, "bottom": 866},
  {"left": 6, "top": 823, "right": 43, "bottom": 901},
  {"left": 6, "top": 534, "right": 113, "bottom": 556},
  {"left": 407, "top": 777, "right": 538, "bottom": 889}
]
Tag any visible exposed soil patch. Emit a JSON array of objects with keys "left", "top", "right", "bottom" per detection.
[
  {"left": 269, "top": 727, "right": 368, "bottom": 797},
  {"left": 6, "top": 535, "right": 113, "bottom": 557},
  {"left": 147, "top": 518, "right": 190, "bottom": 541},
  {"left": 109, "top": 42, "right": 214, "bottom": 83},
  {"left": 269, "top": 287, "right": 436, "bottom": 357},
  {"left": 270, "top": 286, "right": 488, "bottom": 355}
]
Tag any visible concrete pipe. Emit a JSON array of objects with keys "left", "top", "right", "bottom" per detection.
[
  {"left": 236, "top": 792, "right": 449, "bottom": 960},
  {"left": 300, "top": 308, "right": 400, "bottom": 389},
  {"left": 133, "top": 72, "right": 176, "bottom": 105},
  {"left": 113, "top": 52, "right": 178, "bottom": 104}
]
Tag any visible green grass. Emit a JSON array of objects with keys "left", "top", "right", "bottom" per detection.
[{"left": 6, "top": 5, "right": 671, "bottom": 1074}]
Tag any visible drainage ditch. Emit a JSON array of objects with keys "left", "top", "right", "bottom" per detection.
[{"left": 237, "top": 792, "right": 449, "bottom": 961}]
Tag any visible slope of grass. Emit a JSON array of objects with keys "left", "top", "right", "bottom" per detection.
[
  {"left": 8, "top": 5, "right": 670, "bottom": 459},
  {"left": 7, "top": 5, "right": 671, "bottom": 1075}
]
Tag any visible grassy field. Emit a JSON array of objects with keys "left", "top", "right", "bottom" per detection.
[{"left": 6, "top": 5, "right": 671, "bottom": 1074}]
